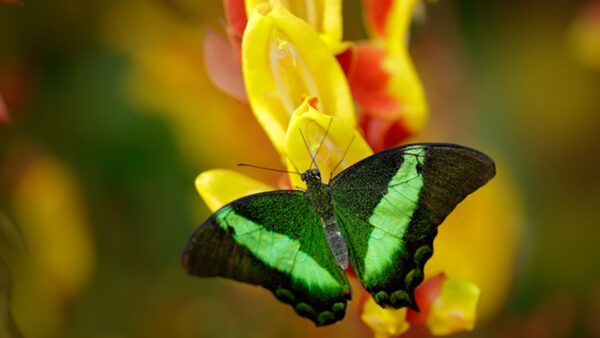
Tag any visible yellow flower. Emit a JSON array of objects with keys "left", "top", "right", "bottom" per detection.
[{"left": 242, "top": 0, "right": 355, "bottom": 156}]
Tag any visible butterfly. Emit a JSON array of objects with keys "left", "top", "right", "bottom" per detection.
[{"left": 182, "top": 143, "right": 495, "bottom": 326}]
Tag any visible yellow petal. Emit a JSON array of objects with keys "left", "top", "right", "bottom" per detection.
[
  {"left": 382, "top": 0, "right": 419, "bottom": 54},
  {"left": 383, "top": 0, "right": 428, "bottom": 133},
  {"left": 426, "top": 277, "right": 480, "bottom": 335},
  {"left": 242, "top": 1, "right": 355, "bottom": 156},
  {"left": 245, "top": 0, "right": 345, "bottom": 53},
  {"left": 383, "top": 49, "right": 428, "bottom": 133},
  {"left": 361, "top": 295, "right": 411, "bottom": 338},
  {"left": 284, "top": 97, "right": 373, "bottom": 189},
  {"left": 195, "top": 169, "right": 274, "bottom": 212}
]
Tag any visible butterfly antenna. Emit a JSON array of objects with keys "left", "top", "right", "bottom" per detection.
[
  {"left": 286, "top": 155, "right": 302, "bottom": 175},
  {"left": 329, "top": 135, "right": 356, "bottom": 181},
  {"left": 299, "top": 128, "right": 319, "bottom": 171},
  {"left": 312, "top": 118, "right": 333, "bottom": 164},
  {"left": 237, "top": 163, "right": 301, "bottom": 175}
]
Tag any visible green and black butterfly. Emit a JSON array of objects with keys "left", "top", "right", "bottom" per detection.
[{"left": 182, "top": 143, "right": 495, "bottom": 326}]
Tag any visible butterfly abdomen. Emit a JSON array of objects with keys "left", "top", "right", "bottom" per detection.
[
  {"left": 303, "top": 176, "right": 350, "bottom": 271},
  {"left": 321, "top": 215, "right": 349, "bottom": 270}
]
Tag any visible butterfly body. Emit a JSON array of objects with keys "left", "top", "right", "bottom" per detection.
[
  {"left": 301, "top": 168, "right": 350, "bottom": 270},
  {"left": 183, "top": 143, "right": 496, "bottom": 326}
]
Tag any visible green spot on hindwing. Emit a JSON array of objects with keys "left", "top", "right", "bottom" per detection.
[
  {"left": 390, "top": 290, "right": 411, "bottom": 307},
  {"left": 275, "top": 288, "right": 295, "bottom": 304},
  {"left": 413, "top": 245, "right": 433, "bottom": 265},
  {"left": 332, "top": 302, "right": 346, "bottom": 313},
  {"left": 295, "top": 302, "right": 317, "bottom": 318},
  {"left": 404, "top": 268, "right": 424, "bottom": 289},
  {"left": 318, "top": 311, "right": 336, "bottom": 325},
  {"left": 374, "top": 291, "right": 389, "bottom": 304}
]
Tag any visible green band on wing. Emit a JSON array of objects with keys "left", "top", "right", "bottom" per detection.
[
  {"left": 216, "top": 206, "right": 342, "bottom": 293},
  {"left": 364, "top": 146, "right": 426, "bottom": 281}
]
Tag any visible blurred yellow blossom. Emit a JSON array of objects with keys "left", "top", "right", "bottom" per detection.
[
  {"left": 426, "top": 277, "right": 480, "bottom": 335},
  {"left": 567, "top": 1, "right": 600, "bottom": 70},
  {"left": 7, "top": 151, "right": 95, "bottom": 337},
  {"left": 361, "top": 296, "right": 410, "bottom": 338}
]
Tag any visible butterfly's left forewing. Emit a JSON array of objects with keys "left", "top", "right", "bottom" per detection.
[
  {"left": 182, "top": 191, "right": 351, "bottom": 326},
  {"left": 330, "top": 143, "right": 495, "bottom": 310}
]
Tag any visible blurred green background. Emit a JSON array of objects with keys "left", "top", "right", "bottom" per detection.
[{"left": 1, "top": 0, "right": 599, "bottom": 337}]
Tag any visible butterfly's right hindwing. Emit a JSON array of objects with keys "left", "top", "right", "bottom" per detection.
[{"left": 182, "top": 191, "right": 351, "bottom": 326}]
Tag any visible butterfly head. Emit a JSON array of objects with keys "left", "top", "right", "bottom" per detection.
[{"left": 301, "top": 169, "right": 322, "bottom": 184}]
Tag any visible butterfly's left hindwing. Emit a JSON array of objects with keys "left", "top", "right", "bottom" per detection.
[
  {"left": 330, "top": 144, "right": 495, "bottom": 310},
  {"left": 182, "top": 191, "right": 351, "bottom": 326}
]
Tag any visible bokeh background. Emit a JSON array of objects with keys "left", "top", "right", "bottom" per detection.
[{"left": 1, "top": 0, "right": 600, "bottom": 337}]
